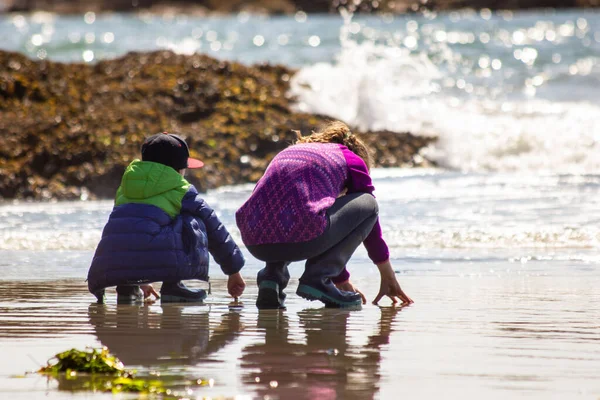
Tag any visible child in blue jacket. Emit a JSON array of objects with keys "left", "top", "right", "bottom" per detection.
[{"left": 87, "top": 133, "right": 246, "bottom": 304}]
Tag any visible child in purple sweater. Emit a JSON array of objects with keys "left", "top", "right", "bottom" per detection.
[{"left": 235, "top": 121, "right": 413, "bottom": 309}]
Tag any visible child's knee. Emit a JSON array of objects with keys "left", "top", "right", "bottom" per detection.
[{"left": 360, "top": 193, "right": 379, "bottom": 216}]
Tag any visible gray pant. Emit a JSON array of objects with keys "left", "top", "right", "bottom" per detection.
[{"left": 247, "top": 193, "right": 379, "bottom": 291}]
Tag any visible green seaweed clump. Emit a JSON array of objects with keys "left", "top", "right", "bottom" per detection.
[
  {"left": 38, "top": 347, "right": 167, "bottom": 395},
  {"left": 39, "top": 347, "right": 128, "bottom": 376}
]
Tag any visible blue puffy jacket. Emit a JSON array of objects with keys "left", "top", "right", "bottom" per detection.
[{"left": 87, "top": 160, "right": 245, "bottom": 294}]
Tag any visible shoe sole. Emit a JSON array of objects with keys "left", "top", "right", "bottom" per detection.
[
  {"left": 161, "top": 293, "right": 207, "bottom": 303},
  {"left": 256, "top": 281, "right": 285, "bottom": 310},
  {"left": 296, "top": 284, "right": 362, "bottom": 308}
]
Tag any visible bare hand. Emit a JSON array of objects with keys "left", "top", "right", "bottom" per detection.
[
  {"left": 227, "top": 272, "right": 246, "bottom": 301},
  {"left": 373, "top": 261, "right": 413, "bottom": 306},
  {"left": 140, "top": 284, "right": 160, "bottom": 300},
  {"left": 335, "top": 280, "right": 367, "bottom": 304}
]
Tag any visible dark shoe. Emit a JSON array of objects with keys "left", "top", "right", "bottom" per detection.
[
  {"left": 296, "top": 279, "right": 362, "bottom": 308},
  {"left": 256, "top": 280, "right": 286, "bottom": 310},
  {"left": 93, "top": 289, "right": 106, "bottom": 304},
  {"left": 116, "top": 285, "right": 143, "bottom": 304},
  {"left": 161, "top": 281, "right": 207, "bottom": 303}
]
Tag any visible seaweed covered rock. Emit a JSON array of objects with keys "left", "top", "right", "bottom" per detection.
[{"left": 0, "top": 49, "right": 435, "bottom": 200}]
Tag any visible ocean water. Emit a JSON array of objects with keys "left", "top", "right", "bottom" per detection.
[{"left": 1, "top": 7, "right": 600, "bottom": 400}]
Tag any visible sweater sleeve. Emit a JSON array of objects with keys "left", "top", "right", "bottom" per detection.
[
  {"left": 181, "top": 186, "right": 245, "bottom": 275},
  {"left": 343, "top": 147, "right": 390, "bottom": 265}
]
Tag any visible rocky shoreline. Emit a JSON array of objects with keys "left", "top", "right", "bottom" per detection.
[
  {"left": 0, "top": 50, "right": 435, "bottom": 200},
  {"left": 2, "top": 0, "right": 598, "bottom": 14}
]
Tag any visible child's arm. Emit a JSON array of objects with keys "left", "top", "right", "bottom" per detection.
[
  {"left": 181, "top": 187, "right": 246, "bottom": 297},
  {"left": 341, "top": 147, "right": 390, "bottom": 273}
]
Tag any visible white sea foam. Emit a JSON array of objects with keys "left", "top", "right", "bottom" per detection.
[
  {"left": 2, "top": 170, "right": 599, "bottom": 251},
  {"left": 2, "top": 217, "right": 597, "bottom": 251},
  {"left": 290, "top": 40, "right": 600, "bottom": 174},
  {"left": 0, "top": 230, "right": 101, "bottom": 251},
  {"left": 0, "top": 200, "right": 110, "bottom": 251},
  {"left": 382, "top": 227, "right": 600, "bottom": 250},
  {"left": 4, "top": 221, "right": 597, "bottom": 251}
]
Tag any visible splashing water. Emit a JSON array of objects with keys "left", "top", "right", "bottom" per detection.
[{"left": 290, "top": 9, "right": 600, "bottom": 173}]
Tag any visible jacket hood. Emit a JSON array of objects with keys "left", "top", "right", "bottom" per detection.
[
  {"left": 115, "top": 160, "right": 190, "bottom": 218},
  {"left": 120, "top": 160, "right": 186, "bottom": 199}
]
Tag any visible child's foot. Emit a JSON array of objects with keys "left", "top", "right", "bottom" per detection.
[
  {"left": 296, "top": 279, "right": 362, "bottom": 308},
  {"left": 160, "top": 281, "right": 207, "bottom": 303},
  {"left": 256, "top": 280, "right": 286, "bottom": 309},
  {"left": 116, "top": 285, "right": 144, "bottom": 304}
]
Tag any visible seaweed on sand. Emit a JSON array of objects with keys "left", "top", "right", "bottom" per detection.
[
  {"left": 37, "top": 347, "right": 173, "bottom": 395},
  {"left": 39, "top": 347, "right": 129, "bottom": 375}
]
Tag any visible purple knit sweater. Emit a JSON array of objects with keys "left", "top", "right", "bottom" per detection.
[{"left": 236, "top": 143, "right": 390, "bottom": 270}]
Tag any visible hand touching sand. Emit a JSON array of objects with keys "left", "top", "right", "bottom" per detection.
[
  {"left": 227, "top": 272, "right": 246, "bottom": 301},
  {"left": 140, "top": 284, "right": 160, "bottom": 300},
  {"left": 373, "top": 260, "right": 413, "bottom": 306}
]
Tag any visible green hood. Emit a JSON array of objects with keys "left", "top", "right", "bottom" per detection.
[{"left": 115, "top": 160, "right": 190, "bottom": 218}]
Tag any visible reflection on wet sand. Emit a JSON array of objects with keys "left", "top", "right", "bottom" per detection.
[
  {"left": 86, "top": 301, "right": 403, "bottom": 399},
  {"left": 88, "top": 303, "right": 243, "bottom": 367},
  {"left": 0, "top": 280, "right": 95, "bottom": 340},
  {"left": 241, "top": 307, "right": 402, "bottom": 400},
  {"left": 1, "top": 277, "right": 599, "bottom": 399}
]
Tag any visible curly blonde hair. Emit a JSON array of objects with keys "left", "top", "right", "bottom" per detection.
[{"left": 295, "top": 121, "right": 372, "bottom": 169}]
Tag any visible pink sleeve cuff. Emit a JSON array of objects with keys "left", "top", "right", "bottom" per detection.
[{"left": 331, "top": 268, "right": 350, "bottom": 284}]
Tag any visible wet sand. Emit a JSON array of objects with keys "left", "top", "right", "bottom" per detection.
[{"left": 1, "top": 273, "right": 599, "bottom": 399}]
